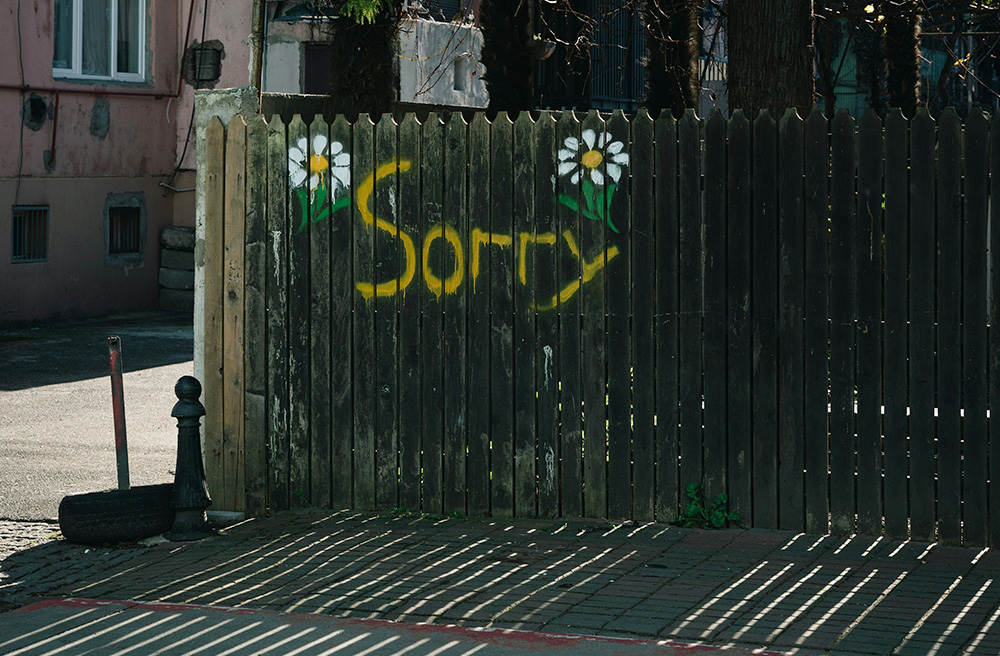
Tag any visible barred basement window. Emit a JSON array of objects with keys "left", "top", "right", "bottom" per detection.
[
  {"left": 11, "top": 206, "right": 49, "bottom": 263},
  {"left": 108, "top": 206, "right": 141, "bottom": 254}
]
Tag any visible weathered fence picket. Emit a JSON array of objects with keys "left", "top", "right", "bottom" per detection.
[{"left": 201, "top": 106, "right": 1000, "bottom": 547}]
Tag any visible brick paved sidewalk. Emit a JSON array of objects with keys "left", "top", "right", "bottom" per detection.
[{"left": 5, "top": 511, "right": 1000, "bottom": 655}]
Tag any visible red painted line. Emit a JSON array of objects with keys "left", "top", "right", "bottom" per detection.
[{"left": 14, "top": 599, "right": 801, "bottom": 655}]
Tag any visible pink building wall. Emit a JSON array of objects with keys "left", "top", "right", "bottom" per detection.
[{"left": 0, "top": 1, "right": 252, "bottom": 324}]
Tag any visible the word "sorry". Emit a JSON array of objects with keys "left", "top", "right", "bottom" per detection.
[{"left": 354, "top": 160, "right": 618, "bottom": 310}]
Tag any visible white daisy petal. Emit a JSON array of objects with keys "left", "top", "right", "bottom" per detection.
[
  {"left": 597, "top": 131, "right": 607, "bottom": 148},
  {"left": 558, "top": 148, "right": 576, "bottom": 162},
  {"left": 297, "top": 137, "right": 308, "bottom": 152},
  {"left": 582, "top": 129, "right": 596, "bottom": 149},
  {"left": 607, "top": 163, "right": 622, "bottom": 183},
  {"left": 607, "top": 141, "right": 624, "bottom": 155},
  {"left": 312, "top": 134, "right": 328, "bottom": 156},
  {"left": 611, "top": 153, "right": 630, "bottom": 167},
  {"left": 591, "top": 169, "right": 605, "bottom": 186},
  {"left": 288, "top": 147, "right": 306, "bottom": 163},
  {"left": 571, "top": 172, "right": 580, "bottom": 185},
  {"left": 310, "top": 172, "right": 322, "bottom": 189},
  {"left": 330, "top": 141, "right": 344, "bottom": 155},
  {"left": 333, "top": 153, "right": 350, "bottom": 167},
  {"left": 333, "top": 169, "right": 350, "bottom": 188},
  {"left": 290, "top": 168, "right": 307, "bottom": 187},
  {"left": 558, "top": 162, "right": 577, "bottom": 176},
  {"left": 563, "top": 136, "right": 579, "bottom": 151}
]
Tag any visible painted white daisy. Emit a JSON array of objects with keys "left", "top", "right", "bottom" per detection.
[
  {"left": 288, "top": 135, "right": 350, "bottom": 192},
  {"left": 557, "top": 129, "right": 630, "bottom": 186}
]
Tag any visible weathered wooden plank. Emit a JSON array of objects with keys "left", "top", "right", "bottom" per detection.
[
  {"left": 223, "top": 116, "right": 247, "bottom": 512},
  {"left": 555, "top": 110, "right": 583, "bottom": 518},
  {"left": 265, "top": 116, "right": 290, "bottom": 511},
  {"left": 855, "top": 109, "right": 882, "bottom": 537},
  {"left": 466, "top": 112, "right": 491, "bottom": 518},
  {"left": 286, "top": 116, "right": 311, "bottom": 508},
  {"left": 702, "top": 110, "right": 727, "bottom": 507},
  {"left": 243, "top": 115, "right": 268, "bottom": 516},
  {"left": 581, "top": 110, "right": 608, "bottom": 518},
  {"left": 352, "top": 115, "right": 376, "bottom": 511},
  {"left": 490, "top": 113, "right": 515, "bottom": 517},
  {"left": 631, "top": 109, "right": 655, "bottom": 522},
  {"left": 203, "top": 116, "right": 226, "bottom": 509},
  {"left": 374, "top": 114, "right": 400, "bottom": 511},
  {"left": 442, "top": 113, "right": 468, "bottom": 515},
  {"left": 803, "top": 108, "right": 829, "bottom": 536},
  {"left": 513, "top": 112, "right": 537, "bottom": 518},
  {"left": 309, "top": 117, "right": 332, "bottom": 510},
  {"left": 677, "top": 110, "right": 703, "bottom": 499},
  {"left": 882, "top": 109, "right": 907, "bottom": 539},
  {"left": 991, "top": 114, "right": 1000, "bottom": 546},
  {"left": 726, "top": 110, "right": 753, "bottom": 525},
  {"left": 909, "top": 110, "right": 936, "bottom": 542},
  {"left": 963, "top": 110, "right": 989, "bottom": 546},
  {"left": 752, "top": 110, "right": 779, "bottom": 530},
  {"left": 777, "top": 108, "right": 804, "bottom": 533},
  {"left": 828, "top": 109, "right": 856, "bottom": 536},
  {"left": 936, "top": 108, "right": 962, "bottom": 545},
  {"left": 606, "top": 110, "right": 632, "bottom": 520},
  {"left": 329, "top": 116, "right": 354, "bottom": 510},
  {"left": 534, "top": 113, "right": 560, "bottom": 518}
]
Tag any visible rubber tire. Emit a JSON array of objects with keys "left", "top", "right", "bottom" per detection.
[{"left": 58, "top": 483, "right": 174, "bottom": 545}]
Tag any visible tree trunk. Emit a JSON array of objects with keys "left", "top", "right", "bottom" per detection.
[
  {"left": 884, "top": 8, "right": 921, "bottom": 117},
  {"left": 322, "top": 1, "right": 401, "bottom": 118},
  {"left": 479, "top": 0, "right": 537, "bottom": 113},
  {"left": 642, "top": 0, "right": 700, "bottom": 115},
  {"left": 727, "top": 0, "right": 814, "bottom": 116}
]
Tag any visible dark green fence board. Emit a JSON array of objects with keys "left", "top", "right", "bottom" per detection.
[
  {"left": 881, "top": 109, "right": 908, "bottom": 539},
  {"left": 351, "top": 116, "right": 376, "bottom": 511},
  {"left": 309, "top": 117, "right": 333, "bottom": 510},
  {"left": 803, "top": 108, "right": 830, "bottom": 536},
  {"left": 374, "top": 114, "right": 400, "bottom": 511},
  {"left": 726, "top": 110, "right": 753, "bottom": 525},
  {"left": 751, "top": 111, "right": 779, "bottom": 530},
  {"left": 534, "top": 113, "right": 560, "bottom": 518},
  {"left": 678, "top": 110, "right": 703, "bottom": 497},
  {"left": 421, "top": 114, "right": 445, "bottom": 515},
  {"left": 396, "top": 114, "right": 422, "bottom": 512},
  {"left": 581, "top": 110, "right": 608, "bottom": 519},
  {"left": 266, "top": 118, "right": 290, "bottom": 512},
  {"left": 490, "top": 114, "right": 515, "bottom": 517},
  {"left": 828, "top": 109, "right": 856, "bottom": 535},
  {"left": 244, "top": 115, "right": 268, "bottom": 517},
  {"left": 630, "top": 109, "right": 655, "bottom": 522},
  {"left": 513, "top": 113, "right": 538, "bottom": 518},
  {"left": 606, "top": 110, "right": 633, "bottom": 520},
  {"left": 855, "top": 109, "right": 883, "bottom": 537},
  {"left": 702, "top": 110, "right": 728, "bottom": 505},
  {"left": 963, "top": 110, "right": 989, "bottom": 547},
  {"left": 777, "top": 109, "right": 805, "bottom": 532},
  {"left": 466, "top": 112, "right": 492, "bottom": 518},
  {"left": 556, "top": 111, "right": 584, "bottom": 519},
  {"left": 443, "top": 114, "right": 469, "bottom": 515},
  {"left": 909, "top": 110, "right": 936, "bottom": 542},
  {"left": 991, "top": 115, "right": 1000, "bottom": 546},
  {"left": 936, "top": 109, "right": 963, "bottom": 545}
]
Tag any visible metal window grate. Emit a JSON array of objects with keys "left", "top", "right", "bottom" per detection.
[
  {"left": 11, "top": 206, "right": 49, "bottom": 263},
  {"left": 108, "top": 206, "right": 141, "bottom": 254}
]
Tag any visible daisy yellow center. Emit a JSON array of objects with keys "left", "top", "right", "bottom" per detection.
[
  {"left": 309, "top": 154, "right": 329, "bottom": 172},
  {"left": 581, "top": 149, "right": 603, "bottom": 170}
]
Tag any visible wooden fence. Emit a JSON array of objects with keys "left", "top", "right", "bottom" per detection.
[{"left": 202, "top": 106, "right": 1000, "bottom": 547}]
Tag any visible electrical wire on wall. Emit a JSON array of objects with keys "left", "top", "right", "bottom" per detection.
[
  {"left": 15, "top": 0, "right": 26, "bottom": 206},
  {"left": 163, "top": 0, "right": 210, "bottom": 194}
]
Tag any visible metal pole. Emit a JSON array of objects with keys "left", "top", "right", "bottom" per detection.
[
  {"left": 167, "top": 376, "right": 212, "bottom": 541},
  {"left": 108, "top": 336, "right": 130, "bottom": 490}
]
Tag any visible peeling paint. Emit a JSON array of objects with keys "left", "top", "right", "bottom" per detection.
[
  {"left": 543, "top": 345, "right": 553, "bottom": 389},
  {"left": 544, "top": 446, "right": 555, "bottom": 493}
]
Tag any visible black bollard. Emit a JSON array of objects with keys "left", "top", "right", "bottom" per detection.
[{"left": 166, "top": 376, "right": 212, "bottom": 541}]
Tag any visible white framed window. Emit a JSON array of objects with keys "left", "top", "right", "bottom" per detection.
[{"left": 53, "top": 0, "right": 146, "bottom": 82}]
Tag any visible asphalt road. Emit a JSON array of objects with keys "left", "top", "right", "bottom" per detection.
[{"left": 0, "top": 312, "right": 193, "bottom": 521}]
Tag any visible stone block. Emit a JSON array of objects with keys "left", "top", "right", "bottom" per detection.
[
  {"left": 161, "top": 226, "right": 195, "bottom": 251},
  {"left": 160, "top": 248, "right": 195, "bottom": 271},
  {"left": 159, "top": 267, "right": 195, "bottom": 291}
]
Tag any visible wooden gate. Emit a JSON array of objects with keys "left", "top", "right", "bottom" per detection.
[{"left": 202, "top": 106, "right": 1000, "bottom": 547}]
